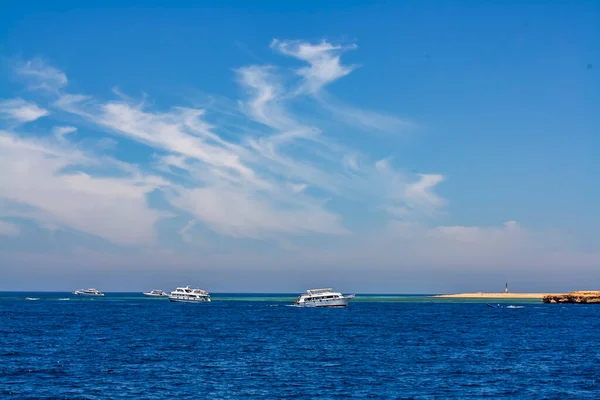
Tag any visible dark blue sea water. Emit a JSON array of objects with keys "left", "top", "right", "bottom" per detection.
[{"left": 1, "top": 293, "right": 600, "bottom": 399}]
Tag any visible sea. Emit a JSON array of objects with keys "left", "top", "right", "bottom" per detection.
[{"left": 1, "top": 293, "right": 599, "bottom": 399}]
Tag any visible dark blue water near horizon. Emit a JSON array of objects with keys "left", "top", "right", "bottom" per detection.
[{"left": 1, "top": 293, "right": 600, "bottom": 399}]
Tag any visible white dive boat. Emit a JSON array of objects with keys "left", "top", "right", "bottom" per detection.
[
  {"left": 143, "top": 289, "right": 168, "bottom": 297},
  {"left": 168, "top": 286, "right": 211, "bottom": 303},
  {"left": 73, "top": 288, "right": 104, "bottom": 297},
  {"left": 293, "top": 288, "right": 355, "bottom": 308}
]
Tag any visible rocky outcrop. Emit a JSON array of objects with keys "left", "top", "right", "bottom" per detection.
[{"left": 542, "top": 291, "right": 600, "bottom": 304}]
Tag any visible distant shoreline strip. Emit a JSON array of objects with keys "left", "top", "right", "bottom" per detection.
[{"left": 430, "top": 293, "right": 560, "bottom": 299}]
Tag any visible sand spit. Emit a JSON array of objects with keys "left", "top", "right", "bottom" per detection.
[{"left": 430, "top": 292, "right": 558, "bottom": 299}]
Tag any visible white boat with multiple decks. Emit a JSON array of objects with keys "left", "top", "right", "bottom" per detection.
[
  {"left": 73, "top": 288, "right": 104, "bottom": 297},
  {"left": 293, "top": 288, "right": 355, "bottom": 308},
  {"left": 143, "top": 289, "right": 168, "bottom": 297},
  {"left": 168, "top": 286, "right": 211, "bottom": 303}
]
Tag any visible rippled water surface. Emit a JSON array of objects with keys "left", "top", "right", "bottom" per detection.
[{"left": 1, "top": 293, "right": 599, "bottom": 399}]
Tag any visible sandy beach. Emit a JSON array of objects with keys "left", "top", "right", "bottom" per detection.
[{"left": 430, "top": 292, "right": 560, "bottom": 299}]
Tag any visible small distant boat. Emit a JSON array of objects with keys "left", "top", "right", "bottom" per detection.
[
  {"left": 487, "top": 304, "right": 524, "bottom": 309},
  {"left": 486, "top": 303, "right": 502, "bottom": 309},
  {"left": 73, "top": 288, "right": 104, "bottom": 297},
  {"left": 168, "top": 286, "right": 211, "bottom": 303},
  {"left": 293, "top": 288, "right": 355, "bottom": 308},
  {"left": 143, "top": 289, "right": 168, "bottom": 297}
]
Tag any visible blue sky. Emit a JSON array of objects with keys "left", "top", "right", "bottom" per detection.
[{"left": 0, "top": 1, "right": 598, "bottom": 292}]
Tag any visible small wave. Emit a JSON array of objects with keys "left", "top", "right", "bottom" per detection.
[
  {"left": 322, "top": 362, "right": 342, "bottom": 367},
  {"left": 506, "top": 305, "right": 524, "bottom": 309},
  {"left": 58, "top": 298, "right": 70, "bottom": 301},
  {"left": 25, "top": 297, "right": 40, "bottom": 301}
]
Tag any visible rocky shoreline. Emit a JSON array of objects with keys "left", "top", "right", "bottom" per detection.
[{"left": 542, "top": 291, "right": 600, "bottom": 304}]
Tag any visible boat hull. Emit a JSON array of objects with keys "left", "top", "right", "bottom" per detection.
[
  {"left": 73, "top": 292, "right": 104, "bottom": 296},
  {"left": 168, "top": 296, "right": 211, "bottom": 303},
  {"left": 295, "top": 296, "right": 354, "bottom": 308},
  {"left": 144, "top": 293, "right": 167, "bottom": 297}
]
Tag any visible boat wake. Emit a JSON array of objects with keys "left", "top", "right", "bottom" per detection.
[
  {"left": 25, "top": 297, "right": 40, "bottom": 301},
  {"left": 487, "top": 304, "right": 525, "bottom": 309}
]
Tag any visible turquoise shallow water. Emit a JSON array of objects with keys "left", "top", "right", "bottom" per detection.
[
  {"left": 1, "top": 292, "right": 598, "bottom": 399},
  {"left": 0, "top": 292, "right": 545, "bottom": 303}
]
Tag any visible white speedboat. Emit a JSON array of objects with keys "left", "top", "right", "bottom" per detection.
[
  {"left": 168, "top": 286, "right": 211, "bottom": 303},
  {"left": 73, "top": 288, "right": 104, "bottom": 297},
  {"left": 143, "top": 289, "right": 168, "bottom": 297},
  {"left": 293, "top": 288, "right": 355, "bottom": 308}
]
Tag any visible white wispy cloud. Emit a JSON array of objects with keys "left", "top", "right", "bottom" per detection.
[
  {"left": 0, "top": 98, "right": 49, "bottom": 123},
  {"left": 270, "top": 39, "right": 415, "bottom": 134},
  {"left": 271, "top": 39, "right": 357, "bottom": 93},
  {"left": 236, "top": 65, "right": 297, "bottom": 131},
  {"left": 289, "top": 183, "right": 308, "bottom": 193},
  {"left": 58, "top": 99, "right": 259, "bottom": 183},
  {"left": 372, "top": 157, "right": 445, "bottom": 218},
  {"left": 343, "top": 154, "right": 360, "bottom": 171},
  {"left": 52, "top": 126, "right": 77, "bottom": 141},
  {"left": 0, "top": 131, "right": 166, "bottom": 245},
  {"left": 315, "top": 92, "right": 417, "bottom": 134},
  {"left": 179, "top": 220, "right": 197, "bottom": 244},
  {"left": 2, "top": 41, "right": 446, "bottom": 246},
  {"left": 0, "top": 220, "right": 20, "bottom": 237},
  {"left": 404, "top": 174, "right": 445, "bottom": 216},
  {"left": 53, "top": 91, "right": 350, "bottom": 238},
  {"left": 15, "top": 58, "right": 68, "bottom": 92}
]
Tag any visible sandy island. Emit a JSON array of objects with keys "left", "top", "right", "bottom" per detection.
[{"left": 430, "top": 292, "right": 560, "bottom": 299}]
